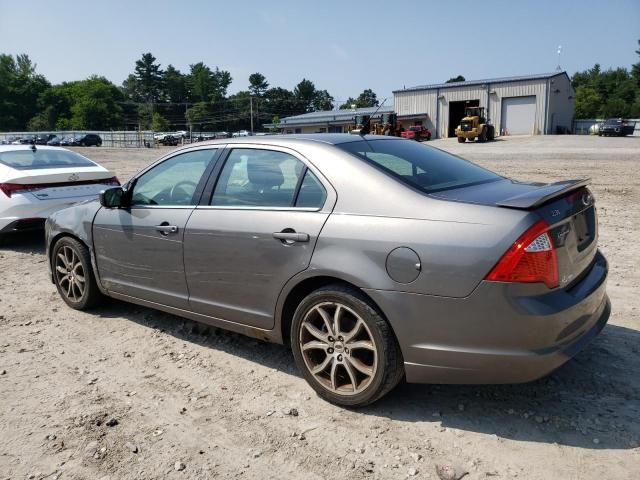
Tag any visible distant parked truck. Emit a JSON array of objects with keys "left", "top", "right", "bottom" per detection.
[{"left": 598, "top": 118, "right": 635, "bottom": 137}]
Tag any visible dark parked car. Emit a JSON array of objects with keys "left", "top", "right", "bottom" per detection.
[
  {"left": 46, "top": 134, "right": 610, "bottom": 407},
  {"left": 36, "top": 134, "right": 57, "bottom": 145},
  {"left": 75, "top": 134, "right": 102, "bottom": 146},
  {"left": 46, "top": 136, "right": 62, "bottom": 146},
  {"left": 598, "top": 118, "right": 635, "bottom": 137},
  {"left": 158, "top": 135, "right": 180, "bottom": 146},
  {"left": 12, "top": 135, "right": 36, "bottom": 145}
]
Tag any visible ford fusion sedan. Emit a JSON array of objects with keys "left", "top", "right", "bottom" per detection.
[
  {"left": 0, "top": 145, "right": 118, "bottom": 236},
  {"left": 45, "top": 135, "right": 609, "bottom": 406}
]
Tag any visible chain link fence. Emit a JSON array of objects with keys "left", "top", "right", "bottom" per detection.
[{"left": 0, "top": 131, "right": 156, "bottom": 147}]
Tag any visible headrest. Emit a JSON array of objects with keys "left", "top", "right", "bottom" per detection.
[{"left": 247, "top": 158, "right": 284, "bottom": 189}]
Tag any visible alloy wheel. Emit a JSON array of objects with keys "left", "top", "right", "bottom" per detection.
[
  {"left": 299, "top": 301, "right": 378, "bottom": 395},
  {"left": 54, "top": 246, "right": 86, "bottom": 302}
]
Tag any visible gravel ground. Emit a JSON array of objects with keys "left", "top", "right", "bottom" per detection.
[{"left": 0, "top": 135, "right": 639, "bottom": 479}]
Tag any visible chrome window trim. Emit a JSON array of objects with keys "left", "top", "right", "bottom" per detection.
[{"left": 194, "top": 205, "right": 322, "bottom": 212}]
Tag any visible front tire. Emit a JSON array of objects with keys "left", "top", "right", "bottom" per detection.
[
  {"left": 52, "top": 237, "right": 104, "bottom": 310},
  {"left": 457, "top": 136, "right": 465, "bottom": 143},
  {"left": 291, "top": 285, "right": 404, "bottom": 407}
]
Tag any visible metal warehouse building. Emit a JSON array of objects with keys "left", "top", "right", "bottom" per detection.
[{"left": 394, "top": 72, "right": 575, "bottom": 138}]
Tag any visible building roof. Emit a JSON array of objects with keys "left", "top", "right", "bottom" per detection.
[
  {"left": 273, "top": 105, "right": 395, "bottom": 127},
  {"left": 394, "top": 72, "right": 569, "bottom": 93}
]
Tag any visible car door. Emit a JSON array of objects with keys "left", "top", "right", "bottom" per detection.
[
  {"left": 93, "top": 147, "right": 221, "bottom": 308},
  {"left": 183, "top": 145, "right": 336, "bottom": 329}
]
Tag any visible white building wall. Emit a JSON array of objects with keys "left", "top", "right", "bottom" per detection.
[
  {"left": 490, "top": 80, "right": 547, "bottom": 135},
  {"left": 546, "top": 74, "right": 575, "bottom": 134},
  {"left": 394, "top": 76, "right": 573, "bottom": 138},
  {"left": 394, "top": 90, "right": 438, "bottom": 132}
]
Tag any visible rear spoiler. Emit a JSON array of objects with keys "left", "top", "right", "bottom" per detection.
[{"left": 496, "top": 179, "right": 590, "bottom": 209}]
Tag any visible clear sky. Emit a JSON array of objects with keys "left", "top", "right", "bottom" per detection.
[{"left": 1, "top": 0, "right": 638, "bottom": 105}]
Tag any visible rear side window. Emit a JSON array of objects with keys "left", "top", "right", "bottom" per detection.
[
  {"left": 0, "top": 149, "right": 95, "bottom": 170},
  {"left": 211, "top": 149, "right": 306, "bottom": 207},
  {"left": 295, "top": 170, "right": 326, "bottom": 208},
  {"left": 337, "top": 139, "right": 501, "bottom": 193}
]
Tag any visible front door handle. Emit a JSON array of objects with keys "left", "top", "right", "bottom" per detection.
[
  {"left": 273, "top": 230, "right": 310, "bottom": 243},
  {"left": 155, "top": 224, "right": 178, "bottom": 234}
]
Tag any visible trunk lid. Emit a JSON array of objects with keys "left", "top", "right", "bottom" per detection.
[{"left": 432, "top": 178, "right": 598, "bottom": 289}]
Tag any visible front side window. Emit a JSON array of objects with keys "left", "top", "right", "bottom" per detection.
[
  {"left": 131, "top": 149, "right": 216, "bottom": 206},
  {"left": 211, "top": 148, "right": 309, "bottom": 207},
  {"left": 337, "top": 139, "right": 502, "bottom": 193}
]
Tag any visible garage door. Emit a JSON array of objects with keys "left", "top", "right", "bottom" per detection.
[{"left": 501, "top": 96, "right": 536, "bottom": 135}]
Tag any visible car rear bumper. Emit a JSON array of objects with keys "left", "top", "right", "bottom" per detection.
[
  {"left": 0, "top": 193, "right": 99, "bottom": 232},
  {"left": 364, "top": 250, "right": 609, "bottom": 384}
]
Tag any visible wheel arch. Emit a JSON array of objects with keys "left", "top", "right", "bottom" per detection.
[{"left": 277, "top": 274, "right": 394, "bottom": 347}]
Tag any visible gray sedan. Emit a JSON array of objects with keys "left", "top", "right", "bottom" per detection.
[{"left": 45, "top": 135, "right": 610, "bottom": 406}]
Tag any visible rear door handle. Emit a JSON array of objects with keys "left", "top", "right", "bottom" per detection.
[
  {"left": 155, "top": 224, "right": 178, "bottom": 234},
  {"left": 273, "top": 231, "right": 310, "bottom": 243}
]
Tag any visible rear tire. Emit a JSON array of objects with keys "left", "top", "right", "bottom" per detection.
[
  {"left": 478, "top": 127, "right": 487, "bottom": 143},
  {"left": 291, "top": 284, "right": 404, "bottom": 407},
  {"left": 457, "top": 136, "right": 465, "bottom": 143},
  {"left": 52, "top": 237, "right": 104, "bottom": 310}
]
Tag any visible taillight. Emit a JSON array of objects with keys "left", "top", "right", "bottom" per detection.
[
  {"left": 0, "top": 183, "right": 40, "bottom": 197},
  {"left": 485, "top": 220, "right": 559, "bottom": 289}
]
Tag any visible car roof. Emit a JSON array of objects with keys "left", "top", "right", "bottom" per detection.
[{"left": 185, "top": 133, "right": 405, "bottom": 148}]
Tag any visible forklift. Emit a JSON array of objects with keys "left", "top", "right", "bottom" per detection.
[{"left": 454, "top": 106, "right": 495, "bottom": 143}]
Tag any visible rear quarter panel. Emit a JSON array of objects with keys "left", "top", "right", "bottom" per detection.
[{"left": 310, "top": 202, "right": 533, "bottom": 298}]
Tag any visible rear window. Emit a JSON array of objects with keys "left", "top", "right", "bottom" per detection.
[
  {"left": 0, "top": 149, "right": 95, "bottom": 170},
  {"left": 337, "top": 139, "right": 502, "bottom": 193}
]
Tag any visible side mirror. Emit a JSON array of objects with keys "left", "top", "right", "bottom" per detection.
[{"left": 99, "top": 186, "right": 126, "bottom": 208}]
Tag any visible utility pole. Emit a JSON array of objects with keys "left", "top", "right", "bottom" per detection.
[{"left": 250, "top": 96, "right": 254, "bottom": 133}]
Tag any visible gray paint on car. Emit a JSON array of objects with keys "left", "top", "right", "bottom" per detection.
[{"left": 45, "top": 134, "right": 610, "bottom": 386}]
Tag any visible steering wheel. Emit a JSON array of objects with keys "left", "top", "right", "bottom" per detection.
[{"left": 169, "top": 180, "right": 198, "bottom": 203}]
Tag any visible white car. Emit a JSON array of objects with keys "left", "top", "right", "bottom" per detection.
[{"left": 0, "top": 145, "right": 118, "bottom": 236}]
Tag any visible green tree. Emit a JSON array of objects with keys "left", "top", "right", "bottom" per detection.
[
  {"left": 151, "top": 112, "right": 170, "bottom": 131},
  {"left": 293, "top": 78, "right": 317, "bottom": 112},
  {"left": 631, "top": 39, "right": 640, "bottom": 87},
  {"left": 163, "top": 64, "right": 188, "bottom": 103},
  {"left": 263, "top": 87, "right": 298, "bottom": 115},
  {"left": 121, "top": 74, "right": 143, "bottom": 102},
  {"left": 248, "top": 72, "right": 269, "bottom": 97},
  {"left": 188, "top": 63, "right": 232, "bottom": 103},
  {"left": 134, "top": 52, "right": 164, "bottom": 103},
  {"left": 186, "top": 102, "right": 214, "bottom": 129},
  {"left": 339, "top": 89, "right": 378, "bottom": 109},
  {"left": 446, "top": 75, "right": 466, "bottom": 83},
  {"left": 137, "top": 104, "right": 153, "bottom": 129},
  {"left": 270, "top": 115, "right": 281, "bottom": 132},
  {"left": 356, "top": 89, "right": 378, "bottom": 108},
  {"left": 574, "top": 86, "right": 602, "bottom": 118},
  {"left": 312, "top": 89, "right": 334, "bottom": 111},
  {"left": 69, "top": 76, "right": 123, "bottom": 129},
  {"left": 0, "top": 53, "right": 50, "bottom": 130},
  {"left": 339, "top": 97, "right": 358, "bottom": 110}
]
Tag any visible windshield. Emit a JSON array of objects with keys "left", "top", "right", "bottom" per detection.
[
  {"left": 337, "top": 139, "right": 502, "bottom": 193},
  {"left": 0, "top": 149, "right": 95, "bottom": 170},
  {"left": 604, "top": 119, "right": 622, "bottom": 125}
]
